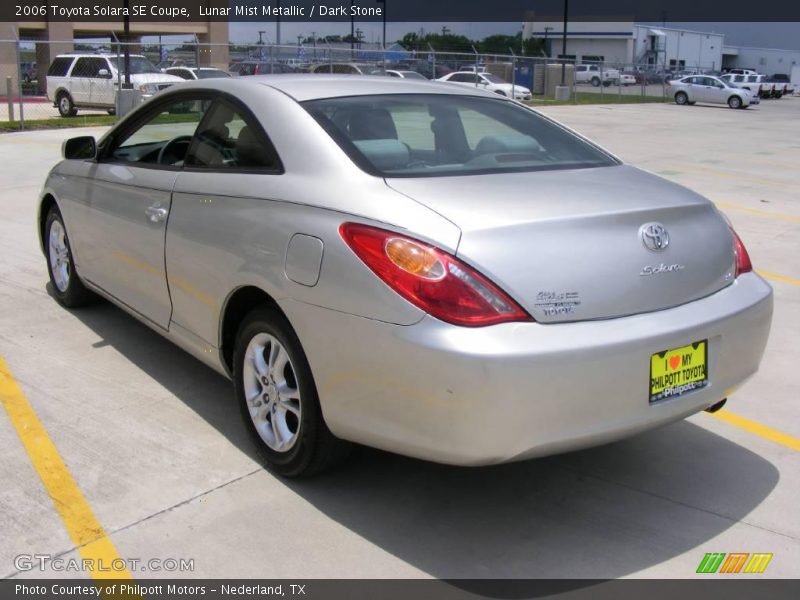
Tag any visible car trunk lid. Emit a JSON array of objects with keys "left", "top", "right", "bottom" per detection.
[{"left": 386, "top": 165, "right": 735, "bottom": 323}]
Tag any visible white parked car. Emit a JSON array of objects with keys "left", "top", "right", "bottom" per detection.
[
  {"left": 619, "top": 73, "right": 637, "bottom": 86},
  {"left": 46, "top": 53, "right": 183, "bottom": 117},
  {"left": 437, "top": 71, "right": 531, "bottom": 100},
  {"left": 669, "top": 75, "right": 758, "bottom": 109},
  {"left": 574, "top": 64, "right": 620, "bottom": 86},
  {"left": 372, "top": 69, "right": 429, "bottom": 80}
]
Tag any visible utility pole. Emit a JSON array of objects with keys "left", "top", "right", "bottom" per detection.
[
  {"left": 376, "top": 0, "right": 387, "bottom": 49},
  {"left": 441, "top": 26, "right": 450, "bottom": 37},
  {"left": 561, "top": 0, "right": 569, "bottom": 85},
  {"left": 350, "top": 0, "right": 355, "bottom": 52},
  {"left": 276, "top": 0, "right": 282, "bottom": 46},
  {"left": 544, "top": 26, "right": 553, "bottom": 58}
]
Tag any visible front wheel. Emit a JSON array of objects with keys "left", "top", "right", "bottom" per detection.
[
  {"left": 590, "top": 76, "right": 600, "bottom": 87},
  {"left": 234, "top": 308, "right": 350, "bottom": 477},
  {"left": 728, "top": 95, "right": 742, "bottom": 109},
  {"left": 675, "top": 91, "right": 689, "bottom": 105},
  {"left": 45, "top": 209, "right": 94, "bottom": 307}
]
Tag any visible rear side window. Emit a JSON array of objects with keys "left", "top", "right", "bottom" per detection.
[
  {"left": 47, "top": 57, "right": 73, "bottom": 77},
  {"left": 304, "top": 94, "right": 618, "bottom": 178},
  {"left": 185, "top": 100, "right": 282, "bottom": 171}
]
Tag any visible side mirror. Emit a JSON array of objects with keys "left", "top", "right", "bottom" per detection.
[
  {"left": 62, "top": 136, "right": 96, "bottom": 160},
  {"left": 98, "top": 68, "right": 112, "bottom": 79}
]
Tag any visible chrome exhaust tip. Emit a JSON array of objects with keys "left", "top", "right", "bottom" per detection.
[{"left": 704, "top": 398, "right": 727, "bottom": 413}]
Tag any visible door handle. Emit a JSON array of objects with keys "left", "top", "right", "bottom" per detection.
[{"left": 145, "top": 205, "right": 168, "bottom": 223}]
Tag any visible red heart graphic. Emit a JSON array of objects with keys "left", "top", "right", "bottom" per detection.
[{"left": 669, "top": 355, "right": 680, "bottom": 370}]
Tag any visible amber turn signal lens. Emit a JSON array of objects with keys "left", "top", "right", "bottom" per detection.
[{"left": 384, "top": 238, "right": 445, "bottom": 280}]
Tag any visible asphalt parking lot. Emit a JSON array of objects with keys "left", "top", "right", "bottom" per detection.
[{"left": 1, "top": 97, "right": 798, "bottom": 580}]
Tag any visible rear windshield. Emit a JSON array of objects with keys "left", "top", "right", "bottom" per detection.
[{"left": 303, "top": 94, "right": 617, "bottom": 177}]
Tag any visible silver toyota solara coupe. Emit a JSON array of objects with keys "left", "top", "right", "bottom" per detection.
[{"left": 38, "top": 76, "right": 773, "bottom": 476}]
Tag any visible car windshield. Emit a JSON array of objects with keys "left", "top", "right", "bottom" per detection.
[
  {"left": 112, "top": 56, "right": 160, "bottom": 74},
  {"left": 304, "top": 94, "right": 618, "bottom": 178},
  {"left": 196, "top": 69, "right": 230, "bottom": 79},
  {"left": 400, "top": 71, "right": 427, "bottom": 80},
  {"left": 482, "top": 74, "right": 505, "bottom": 84}
]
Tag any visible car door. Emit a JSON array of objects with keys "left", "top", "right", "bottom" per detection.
[
  {"left": 707, "top": 78, "right": 729, "bottom": 103},
  {"left": 80, "top": 93, "right": 211, "bottom": 328},
  {"left": 67, "top": 57, "right": 96, "bottom": 105},
  {"left": 687, "top": 77, "right": 709, "bottom": 102},
  {"left": 167, "top": 98, "right": 284, "bottom": 344},
  {"left": 90, "top": 57, "right": 116, "bottom": 106},
  {"left": 698, "top": 77, "right": 723, "bottom": 103}
]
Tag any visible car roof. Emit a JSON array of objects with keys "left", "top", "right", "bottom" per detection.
[
  {"left": 228, "top": 74, "right": 500, "bottom": 101},
  {"left": 56, "top": 53, "right": 145, "bottom": 58}
]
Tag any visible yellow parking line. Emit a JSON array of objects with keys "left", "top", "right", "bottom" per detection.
[
  {"left": 0, "top": 355, "right": 132, "bottom": 579},
  {"left": 757, "top": 270, "right": 800, "bottom": 286},
  {"left": 711, "top": 409, "right": 800, "bottom": 452},
  {"left": 715, "top": 201, "right": 800, "bottom": 223},
  {"left": 664, "top": 164, "right": 798, "bottom": 189}
]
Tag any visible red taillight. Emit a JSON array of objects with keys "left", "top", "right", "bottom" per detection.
[
  {"left": 730, "top": 227, "right": 752, "bottom": 277},
  {"left": 339, "top": 223, "right": 531, "bottom": 327}
]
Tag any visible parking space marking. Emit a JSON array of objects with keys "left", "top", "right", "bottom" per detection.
[
  {"left": 715, "top": 202, "right": 800, "bottom": 223},
  {"left": 710, "top": 409, "right": 800, "bottom": 452},
  {"left": 663, "top": 164, "right": 798, "bottom": 189},
  {"left": 0, "top": 355, "right": 133, "bottom": 580},
  {"left": 757, "top": 271, "right": 800, "bottom": 286}
]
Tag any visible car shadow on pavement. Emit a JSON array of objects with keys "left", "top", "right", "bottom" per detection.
[{"left": 66, "top": 293, "right": 779, "bottom": 585}]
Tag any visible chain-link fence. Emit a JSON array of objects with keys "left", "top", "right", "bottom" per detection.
[{"left": 2, "top": 38, "right": 728, "bottom": 130}]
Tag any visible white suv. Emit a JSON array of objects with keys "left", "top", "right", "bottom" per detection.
[{"left": 46, "top": 54, "right": 184, "bottom": 117}]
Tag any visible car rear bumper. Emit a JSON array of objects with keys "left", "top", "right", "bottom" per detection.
[{"left": 282, "top": 272, "right": 773, "bottom": 466}]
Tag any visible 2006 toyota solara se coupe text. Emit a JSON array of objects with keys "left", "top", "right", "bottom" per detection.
[{"left": 38, "top": 76, "right": 773, "bottom": 476}]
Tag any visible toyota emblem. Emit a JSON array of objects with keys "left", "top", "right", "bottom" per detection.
[{"left": 640, "top": 223, "right": 670, "bottom": 252}]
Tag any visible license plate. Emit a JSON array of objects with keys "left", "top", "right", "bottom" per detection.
[{"left": 649, "top": 340, "right": 708, "bottom": 403}]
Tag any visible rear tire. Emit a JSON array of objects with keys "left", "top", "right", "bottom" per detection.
[
  {"left": 56, "top": 92, "right": 77, "bottom": 117},
  {"left": 234, "top": 307, "right": 350, "bottom": 478},
  {"left": 675, "top": 92, "right": 689, "bottom": 105},
  {"left": 45, "top": 208, "right": 94, "bottom": 308}
]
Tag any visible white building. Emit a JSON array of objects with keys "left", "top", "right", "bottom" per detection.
[
  {"left": 723, "top": 46, "right": 800, "bottom": 76},
  {"left": 522, "top": 20, "right": 724, "bottom": 71}
]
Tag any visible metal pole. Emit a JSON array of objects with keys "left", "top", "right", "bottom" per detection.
[
  {"left": 276, "top": 0, "right": 282, "bottom": 46},
  {"left": 509, "top": 47, "right": 517, "bottom": 99},
  {"left": 6, "top": 77, "right": 14, "bottom": 122},
  {"left": 15, "top": 41, "right": 24, "bottom": 128},
  {"left": 350, "top": 0, "right": 355, "bottom": 58},
  {"left": 122, "top": 0, "right": 131, "bottom": 88},
  {"left": 472, "top": 45, "right": 479, "bottom": 88},
  {"left": 428, "top": 43, "right": 436, "bottom": 80},
  {"left": 561, "top": 0, "right": 569, "bottom": 85}
]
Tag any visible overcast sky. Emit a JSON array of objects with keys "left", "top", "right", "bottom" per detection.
[{"left": 226, "top": 21, "right": 800, "bottom": 51}]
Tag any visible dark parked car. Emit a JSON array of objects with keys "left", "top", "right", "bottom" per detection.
[{"left": 230, "top": 62, "right": 297, "bottom": 76}]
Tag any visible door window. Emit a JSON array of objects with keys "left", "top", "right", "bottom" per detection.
[
  {"left": 107, "top": 96, "right": 211, "bottom": 166},
  {"left": 71, "top": 57, "right": 107, "bottom": 78}
]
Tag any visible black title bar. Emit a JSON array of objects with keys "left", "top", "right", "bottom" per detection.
[{"left": 5, "top": 0, "right": 800, "bottom": 23}]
